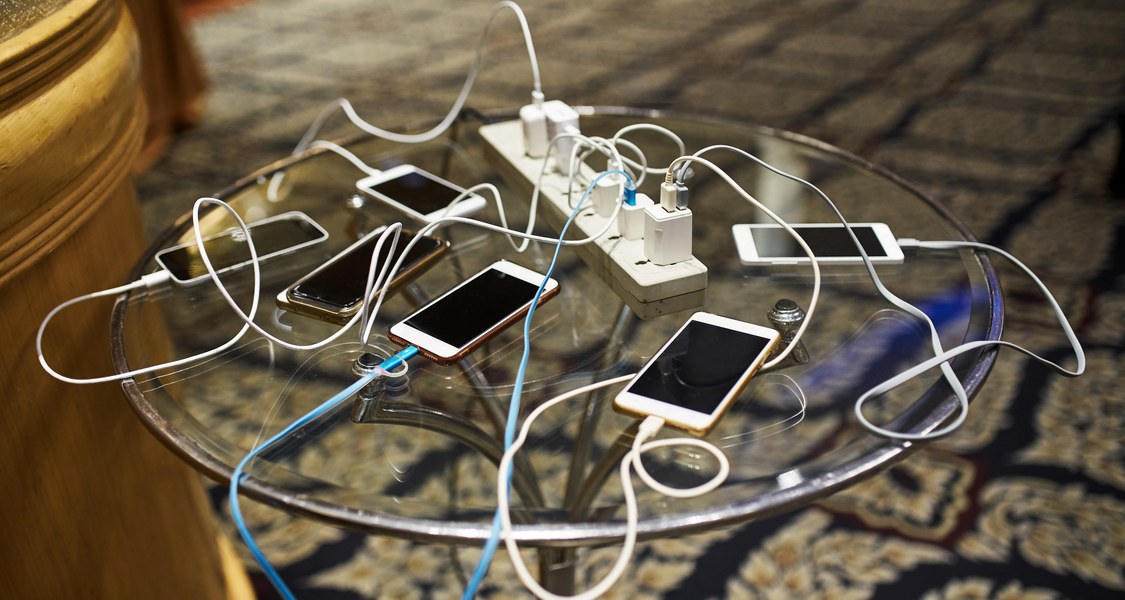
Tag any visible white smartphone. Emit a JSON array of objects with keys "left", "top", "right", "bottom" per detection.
[
  {"left": 388, "top": 260, "right": 560, "bottom": 365},
  {"left": 154, "top": 211, "right": 329, "bottom": 285},
  {"left": 614, "top": 312, "right": 780, "bottom": 435},
  {"left": 732, "top": 222, "right": 904, "bottom": 266},
  {"left": 356, "top": 164, "right": 487, "bottom": 223}
]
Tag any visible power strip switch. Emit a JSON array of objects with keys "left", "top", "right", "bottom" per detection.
[{"left": 479, "top": 118, "right": 707, "bottom": 318}]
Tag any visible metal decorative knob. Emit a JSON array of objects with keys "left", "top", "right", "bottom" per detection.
[
  {"left": 350, "top": 350, "right": 409, "bottom": 422},
  {"left": 766, "top": 299, "right": 810, "bottom": 365}
]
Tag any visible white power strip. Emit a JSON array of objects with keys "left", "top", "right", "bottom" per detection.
[{"left": 480, "top": 119, "right": 707, "bottom": 318}]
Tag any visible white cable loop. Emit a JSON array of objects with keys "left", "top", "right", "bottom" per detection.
[
  {"left": 613, "top": 123, "right": 686, "bottom": 180},
  {"left": 853, "top": 238, "right": 1085, "bottom": 440},
  {"left": 268, "top": 1, "right": 544, "bottom": 199},
  {"left": 35, "top": 201, "right": 260, "bottom": 385},
  {"left": 631, "top": 435, "right": 731, "bottom": 498},
  {"left": 495, "top": 376, "right": 731, "bottom": 600}
]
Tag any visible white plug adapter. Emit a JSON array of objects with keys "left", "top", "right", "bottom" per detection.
[
  {"left": 479, "top": 119, "right": 707, "bottom": 315},
  {"left": 644, "top": 205, "right": 693, "bottom": 265},
  {"left": 520, "top": 104, "right": 548, "bottom": 158},
  {"left": 543, "top": 100, "right": 580, "bottom": 175},
  {"left": 619, "top": 193, "right": 654, "bottom": 240},
  {"left": 593, "top": 161, "right": 625, "bottom": 217}
]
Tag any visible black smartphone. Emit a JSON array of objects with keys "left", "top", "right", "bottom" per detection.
[
  {"left": 154, "top": 211, "right": 329, "bottom": 285},
  {"left": 276, "top": 228, "right": 449, "bottom": 324},
  {"left": 387, "top": 260, "right": 559, "bottom": 364}
]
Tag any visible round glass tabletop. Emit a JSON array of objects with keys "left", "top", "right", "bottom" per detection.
[{"left": 112, "top": 107, "right": 1001, "bottom": 547}]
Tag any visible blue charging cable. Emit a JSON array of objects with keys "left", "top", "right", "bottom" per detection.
[
  {"left": 229, "top": 345, "right": 418, "bottom": 600},
  {"left": 462, "top": 170, "right": 631, "bottom": 598}
]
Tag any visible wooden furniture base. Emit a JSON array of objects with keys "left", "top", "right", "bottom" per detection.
[{"left": 0, "top": 1, "right": 247, "bottom": 597}]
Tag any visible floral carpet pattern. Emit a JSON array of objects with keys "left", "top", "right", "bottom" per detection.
[{"left": 138, "top": 0, "right": 1124, "bottom": 597}]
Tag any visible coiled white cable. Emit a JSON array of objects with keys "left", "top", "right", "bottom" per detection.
[{"left": 496, "top": 376, "right": 730, "bottom": 600}]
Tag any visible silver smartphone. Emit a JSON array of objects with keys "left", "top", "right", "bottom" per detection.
[
  {"left": 732, "top": 222, "right": 904, "bottom": 266},
  {"left": 388, "top": 260, "right": 559, "bottom": 365},
  {"left": 355, "top": 164, "right": 487, "bottom": 223},
  {"left": 614, "top": 312, "right": 780, "bottom": 435},
  {"left": 154, "top": 211, "right": 329, "bottom": 285}
]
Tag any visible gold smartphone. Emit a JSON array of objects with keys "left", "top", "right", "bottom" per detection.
[
  {"left": 614, "top": 312, "right": 780, "bottom": 435},
  {"left": 276, "top": 228, "right": 449, "bottom": 325}
]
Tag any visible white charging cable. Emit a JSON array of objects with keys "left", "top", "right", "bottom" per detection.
[
  {"left": 664, "top": 154, "right": 820, "bottom": 370},
  {"left": 496, "top": 375, "right": 730, "bottom": 600},
  {"left": 855, "top": 238, "right": 1085, "bottom": 438},
  {"left": 268, "top": 0, "right": 544, "bottom": 200},
  {"left": 678, "top": 144, "right": 1085, "bottom": 440},
  {"left": 36, "top": 201, "right": 262, "bottom": 384},
  {"left": 611, "top": 123, "right": 686, "bottom": 187},
  {"left": 304, "top": 139, "right": 383, "bottom": 178}
]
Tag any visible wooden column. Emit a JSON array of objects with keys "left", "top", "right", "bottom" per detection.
[{"left": 0, "top": 1, "right": 245, "bottom": 597}]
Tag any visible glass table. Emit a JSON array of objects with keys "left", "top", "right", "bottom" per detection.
[{"left": 112, "top": 107, "right": 1001, "bottom": 593}]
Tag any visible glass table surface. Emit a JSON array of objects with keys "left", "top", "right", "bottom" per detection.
[{"left": 112, "top": 107, "right": 1001, "bottom": 548}]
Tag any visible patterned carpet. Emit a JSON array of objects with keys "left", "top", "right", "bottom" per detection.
[{"left": 136, "top": 0, "right": 1125, "bottom": 598}]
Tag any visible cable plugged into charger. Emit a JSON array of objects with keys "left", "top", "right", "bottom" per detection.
[
  {"left": 643, "top": 180, "right": 693, "bottom": 265},
  {"left": 619, "top": 191, "right": 653, "bottom": 240},
  {"left": 479, "top": 118, "right": 708, "bottom": 317},
  {"left": 520, "top": 97, "right": 580, "bottom": 169},
  {"left": 519, "top": 91, "right": 548, "bottom": 157},
  {"left": 592, "top": 159, "right": 627, "bottom": 217}
]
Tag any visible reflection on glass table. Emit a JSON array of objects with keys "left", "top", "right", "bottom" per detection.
[{"left": 112, "top": 107, "right": 1001, "bottom": 593}]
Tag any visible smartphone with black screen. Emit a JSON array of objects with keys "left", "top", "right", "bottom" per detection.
[
  {"left": 356, "top": 164, "right": 486, "bottom": 223},
  {"left": 154, "top": 211, "right": 328, "bottom": 285},
  {"left": 276, "top": 228, "right": 449, "bottom": 324},
  {"left": 732, "top": 222, "right": 904, "bottom": 266},
  {"left": 614, "top": 312, "right": 780, "bottom": 435},
  {"left": 387, "top": 260, "right": 559, "bottom": 365}
]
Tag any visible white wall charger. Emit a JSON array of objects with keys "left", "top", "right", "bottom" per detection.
[
  {"left": 544, "top": 100, "right": 580, "bottom": 175},
  {"left": 619, "top": 193, "right": 654, "bottom": 240},
  {"left": 519, "top": 96, "right": 548, "bottom": 158},
  {"left": 644, "top": 205, "right": 693, "bottom": 265}
]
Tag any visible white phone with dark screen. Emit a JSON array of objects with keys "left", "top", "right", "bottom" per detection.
[
  {"left": 732, "top": 222, "right": 904, "bottom": 266},
  {"left": 356, "top": 164, "right": 486, "bottom": 223},
  {"left": 154, "top": 211, "right": 328, "bottom": 286},
  {"left": 388, "top": 260, "right": 559, "bottom": 365},
  {"left": 614, "top": 312, "right": 780, "bottom": 435}
]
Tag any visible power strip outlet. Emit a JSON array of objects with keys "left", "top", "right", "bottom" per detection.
[{"left": 480, "top": 119, "right": 707, "bottom": 318}]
